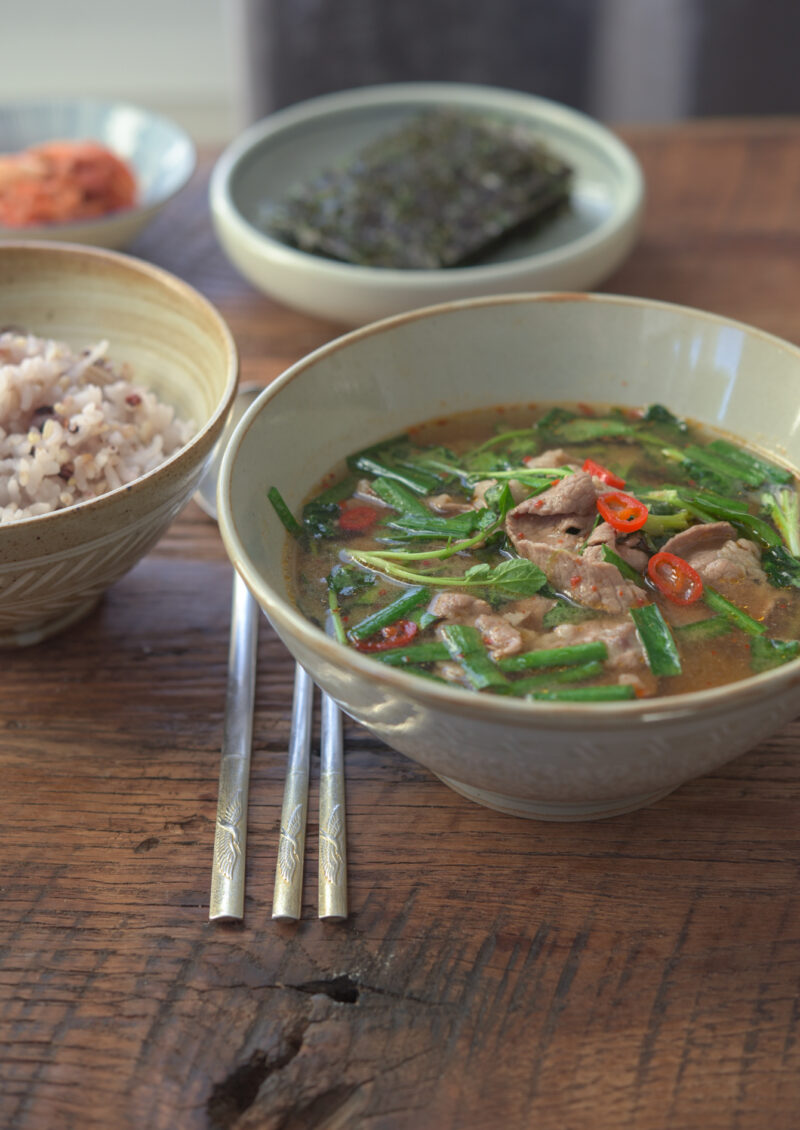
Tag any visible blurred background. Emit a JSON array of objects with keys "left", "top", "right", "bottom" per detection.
[{"left": 4, "top": 0, "right": 800, "bottom": 144}]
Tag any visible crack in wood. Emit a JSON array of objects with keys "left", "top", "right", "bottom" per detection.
[
  {"left": 206, "top": 1037, "right": 303, "bottom": 1130},
  {"left": 291, "top": 975, "right": 360, "bottom": 1004}
]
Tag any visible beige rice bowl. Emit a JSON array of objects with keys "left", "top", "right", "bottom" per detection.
[{"left": 0, "top": 330, "right": 193, "bottom": 522}]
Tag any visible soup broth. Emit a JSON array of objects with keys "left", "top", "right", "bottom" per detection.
[{"left": 274, "top": 403, "right": 800, "bottom": 701}]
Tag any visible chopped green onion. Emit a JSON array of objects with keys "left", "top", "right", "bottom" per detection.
[
  {"left": 706, "top": 440, "right": 793, "bottom": 485},
  {"left": 528, "top": 684, "right": 637, "bottom": 702},
  {"left": 309, "top": 475, "right": 359, "bottom": 507},
  {"left": 370, "top": 476, "right": 431, "bottom": 515},
  {"left": 675, "top": 488, "right": 782, "bottom": 548},
  {"left": 375, "top": 641, "right": 450, "bottom": 666},
  {"left": 549, "top": 417, "right": 638, "bottom": 443},
  {"left": 630, "top": 603, "right": 682, "bottom": 676},
  {"left": 348, "top": 586, "right": 430, "bottom": 642},
  {"left": 327, "top": 590, "right": 348, "bottom": 645},
  {"left": 703, "top": 586, "right": 766, "bottom": 636},
  {"left": 750, "top": 636, "right": 800, "bottom": 672},
  {"left": 497, "top": 640, "right": 608, "bottom": 673},
  {"left": 599, "top": 544, "right": 646, "bottom": 584},
  {"left": 642, "top": 510, "right": 692, "bottom": 536},
  {"left": 674, "top": 615, "right": 732, "bottom": 639},
  {"left": 386, "top": 510, "right": 483, "bottom": 539},
  {"left": 684, "top": 444, "right": 762, "bottom": 487},
  {"left": 440, "top": 624, "right": 511, "bottom": 692},
  {"left": 508, "top": 659, "right": 606, "bottom": 695},
  {"left": 348, "top": 451, "right": 440, "bottom": 495},
  {"left": 761, "top": 488, "right": 800, "bottom": 556},
  {"left": 463, "top": 427, "right": 539, "bottom": 461},
  {"left": 267, "top": 486, "right": 304, "bottom": 537},
  {"left": 679, "top": 486, "right": 749, "bottom": 514}
]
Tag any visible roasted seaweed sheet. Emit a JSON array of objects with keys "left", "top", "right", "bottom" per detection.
[{"left": 259, "top": 108, "right": 573, "bottom": 270}]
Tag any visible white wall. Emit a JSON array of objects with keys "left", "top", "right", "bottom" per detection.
[{"left": 3, "top": 0, "right": 239, "bottom": 143}]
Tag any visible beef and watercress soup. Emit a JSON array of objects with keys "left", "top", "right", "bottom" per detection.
[{"left": 270, "top": 404, "right": 800, "bottom": 701}]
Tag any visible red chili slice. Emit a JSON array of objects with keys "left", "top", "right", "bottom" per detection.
[
  {"left": 582, "top": 457, "right": 626, "bottom": 488},
  {"left": 338, "top": 503, "right": 380, "bottom": 532},
  {"left": 353, "top": 619, "right": 418, "bottom": 652},
  {"left": 647, "top": 551, "right": 704, "bottom": 605},
  {"left": 596, "top": 490, "right": 649, "bottom": 533}
]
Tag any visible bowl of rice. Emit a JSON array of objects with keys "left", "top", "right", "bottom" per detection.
[{"left": 0, "top": 240, "right": 238, "bottom": 646}]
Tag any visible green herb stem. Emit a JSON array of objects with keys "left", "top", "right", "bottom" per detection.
[{"left": 349, "top": 516, "right": 502, "bottom": 564}]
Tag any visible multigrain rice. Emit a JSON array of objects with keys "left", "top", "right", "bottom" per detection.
[{"left": 0, "top": 330, "right": 194, "bottom": 523}]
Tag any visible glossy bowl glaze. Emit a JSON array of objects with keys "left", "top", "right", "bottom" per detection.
[
  {"left": 218, "top": 293, "right": 800, "bottom": 819},
  {"left": 210, "top": 82, "right": 643, "bottom": 326},
  {"left": 0, "top": 99, "right": 196, "bottom": 249},
  {"left": 0, "top": 241, "right": 238, "bottom": 646}
]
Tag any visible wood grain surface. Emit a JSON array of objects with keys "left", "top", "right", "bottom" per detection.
[{"left": 3, "top": 119, "right": 800, "bottom": 1130}]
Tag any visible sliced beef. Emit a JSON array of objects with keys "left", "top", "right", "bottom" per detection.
[
  {"left": 498, "top": 593, "right": 557, "bottom": 631},
  {"left": 427, "top": 492, "right": 474, "bottom": 515},
  {"left": 660, "top": 521, "right": 775, "bottom": 619},
  {"left": 473, "top": 612, "right": 524, "bottom": 658},
  {"left": 428, "top": 590, "right": 533, "bottom": 659},
  {"left": 472, "top": 477, "right": 530, "bottom": 507},
  {"left": 660, "top": 522, "right": 737, "bottom": 560},
  {"left": 581, "top": 521, "right": 649, "bottom": 572},
  {"left": 678, "top": 536, "right": 764, "bottom": 586},
  {"left": 506, "top": 470, "right": 599, "bottom": 556},
  {"left": 523, "top": 448, "right": 575, "bottom": 469},
  {"left": 505, "top": 472, "right": 642, "bottom": 612},
  {"left": 523, "top": 469, "right": 598, "bottom": 517},
  {"left": 354, "top": 478, "right": 393, "bottom": 506},
  {"left": 524, "top": 544, "right": 644, "bottom": 613},
  {"left": 549, "top": 616, "right": 657, "bottom": 696},
  {"left": 428, "top": 592, "right": 491, "bottom": 623},
  {"left": 471, "top": 455, "right": 577, "bottom": 511},
  {"left": 550, "top": 616, "right": 645, "bottom": 670},
  {"left": 434, "top": 660, "right": 472, "bottom": 687}
]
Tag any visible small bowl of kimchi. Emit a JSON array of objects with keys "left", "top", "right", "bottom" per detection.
[
  {"left": 0, "top": 98, "right": 196, "bottom": 249},
  {"left": 217, "top": 292, "right": 800, "bottom": 821}
]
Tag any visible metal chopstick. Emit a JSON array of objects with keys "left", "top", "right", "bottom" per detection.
[
  {"left": 318, "top": 688, "right": 348, "bottom": 920},
  {"left": 271, "top": 659, "right": 348, "bottom": 921},
  {"left": 208, "top": 571, "right": 260, "bottom": 921},
  {"left": 271, "top": 663, "right": 313, "bottom": 920}
]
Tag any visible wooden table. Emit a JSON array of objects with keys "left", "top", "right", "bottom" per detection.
[{"left": 3, "top": 119, "right": 800, "bottom": 1130}]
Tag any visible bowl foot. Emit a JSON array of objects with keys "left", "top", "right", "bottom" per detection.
[
  {"left": 434, "top": 774, "right": 676, "bottom": 821},
  {"left": 0, "top": 594, "right": 103, "bottom": 648}
]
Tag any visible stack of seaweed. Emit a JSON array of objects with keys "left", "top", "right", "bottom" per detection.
[{"left": 260, "top": 108, "right": 573, "bottom": 270}]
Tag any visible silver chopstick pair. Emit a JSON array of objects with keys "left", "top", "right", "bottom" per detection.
[
  {"left": 272, "top": 663, "right": 348, "bottom": 921},
  {"left": 208, "top": 611, "right": 347, "bottom": 921},
  {"left": 207, "top": 610, "right": 345, "bottom": 917}
]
